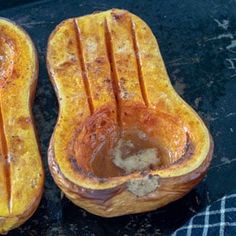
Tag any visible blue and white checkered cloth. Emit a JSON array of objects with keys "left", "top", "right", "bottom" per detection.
[{"left": 172, "top": 193, "right": 236, "bottom": 236}]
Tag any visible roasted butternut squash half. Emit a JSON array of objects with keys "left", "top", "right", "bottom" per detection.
[
  {"left": 47, "top": 9, "right": 213, "bottom": 217},
  {"left": 0, "top": 18, "right": 44, "bottom": 233}
]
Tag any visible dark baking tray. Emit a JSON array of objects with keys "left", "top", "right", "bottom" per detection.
[{"left": 1, "top": 0, "right": 236, "bottom": 235}]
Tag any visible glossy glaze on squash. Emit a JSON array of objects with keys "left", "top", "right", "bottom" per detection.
[
  {"left": 47, "top": 9, "right": 213, "bottom": 217},
  {"left": 0, "top": 18, "right": 44, "bottom": 233}
]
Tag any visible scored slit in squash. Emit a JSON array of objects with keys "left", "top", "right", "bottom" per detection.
[
  {"left": 47, "top": 9, "right": 213, "bottom": 217},
  {"left": 0, "top": 18, "right": 44, "bottom": 233}
]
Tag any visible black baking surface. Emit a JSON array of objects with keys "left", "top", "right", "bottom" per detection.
[{"left": 1, "top": 0, "right": 236, "bottom": 235}]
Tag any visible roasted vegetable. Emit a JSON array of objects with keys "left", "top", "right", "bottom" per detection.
[
  {"left": 0, "top": 18, "right": 44, "bottom": 233},
  {"left": 47, "top": 9, "right": 213, "bottom": 217}
]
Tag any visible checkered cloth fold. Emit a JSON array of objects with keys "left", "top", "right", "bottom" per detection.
[{"left": 172, "top": 193, "right": 236, "bottom": 236}]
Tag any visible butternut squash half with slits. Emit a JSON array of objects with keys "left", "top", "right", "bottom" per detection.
[
  {"left": 0, "top": 18, "right": 44, "bottom": 233},
  {"left": 47, "top": 9, "right": 213, "bottom": 217}
]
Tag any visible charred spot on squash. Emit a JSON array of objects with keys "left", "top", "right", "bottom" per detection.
[
  {"left": 68, "top": 103, "right": 194, "bottom": 179},
  {"left": 11, "top": 136, "right": 25, "bottom": 155},
  {"left": 111, "top": 10, "right": 128, "bottom": 22},
  {"left": 17, "top": 117, "right": 32, "bottom": 130}
]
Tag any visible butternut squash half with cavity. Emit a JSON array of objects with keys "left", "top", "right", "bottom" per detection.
[
  {"left": 47, "top": 9, "right": 213, "bottom": 217},
  {"left": 0, "top": 18, "right": 44, "bottom": 233}
]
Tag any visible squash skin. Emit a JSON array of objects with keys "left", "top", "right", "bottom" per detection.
[
  {"left": 47, "top": 9, "right": 213, "bottom": 217},
  {"left": 0, "top": 18, "right": 44, "bottom": 233}
]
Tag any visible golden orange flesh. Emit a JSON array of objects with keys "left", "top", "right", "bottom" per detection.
[
  {"left": 0, "top": 18, "right": 44, "bottom": 233},
  {"left": 47, "top": 9, "right": 213, "bottom": 217}
]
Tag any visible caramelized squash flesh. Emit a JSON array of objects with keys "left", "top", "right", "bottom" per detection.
[
  {"left": 72, "top": 104, "right": 188, "bottom": 178},
  {"left": 47, "top": 9, "right": 213, "bottom": 217},
  {"left": 0, "top": 18, "right": 44, "bottom": 233}
]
